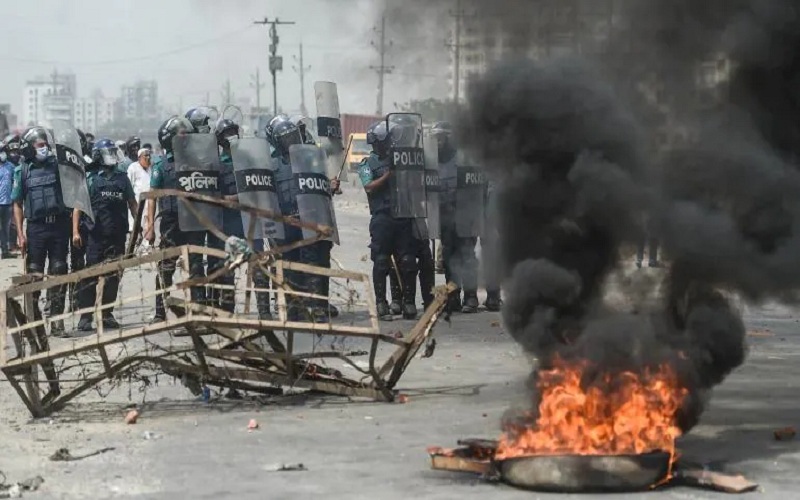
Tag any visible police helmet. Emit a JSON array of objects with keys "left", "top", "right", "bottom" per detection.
[
  {"left": 92, "top": 138, "right": 119, "bottom": 167},
  {"left": 185, "top": 107, "right": 213, "bottom": 134},
  {"left": 366, "top": 121, "right": 389, "bottom": 146},
  {"left": 20, "top": 126, "right": 53, "bottom": 162},
  {"left": 430, "top": 121, "right": 453, "bottom": 149},
  {"left": 158, "top": 115, "right": 193, "bottom": 153},
  {"left": 125, "top": 135, "right": 141, "bottom": 158},
  {"left": 215, "top": 118, "right": 240, "bottom": 148},
  {"left": 290, "top": 115, "right": 316, "bottom": 144},
  {"left": 267, "top": 115, "right": 303, "bottom": 155},
  {"left": 1, "top": 133, "right": 21, "bottom": 165}
]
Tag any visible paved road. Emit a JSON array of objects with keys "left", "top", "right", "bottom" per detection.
[{"left": 0, "top": 185, "right": 797, "bottom": 499}]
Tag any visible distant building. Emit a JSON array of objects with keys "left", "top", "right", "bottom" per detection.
[
  {"left": 23, "top": 71, "right": 77, "bottom": 127},
  {"left": 119, "top": 80, "right": 159, "bottom": 121},
  {"left": 74, "top": 92, "right": 116, "bottom": 133}
]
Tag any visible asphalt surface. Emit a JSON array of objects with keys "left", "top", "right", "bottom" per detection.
[{"left": 0, "top": 184, "right": 798, "bottom": 499}]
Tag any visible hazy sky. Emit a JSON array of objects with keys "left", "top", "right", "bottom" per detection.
[{"left": 2, "top": 0, "right": 451, "bottom": 118}]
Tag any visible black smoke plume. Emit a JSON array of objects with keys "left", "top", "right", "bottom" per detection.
[{"left": 458, "top": 0, "right": 800, "bottom": 433}]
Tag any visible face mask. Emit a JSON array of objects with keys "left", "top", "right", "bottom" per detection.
[{"left": 35, "top": 146, "right": 49, "bottom": 161}]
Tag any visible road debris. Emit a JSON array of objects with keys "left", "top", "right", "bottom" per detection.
[
  {"left": 124, "top": 410, "right": 139, "bottom": 424},
  {"left": 49, "top": 447, "right": 115, "bottom": 462},
  {"left": 774, "top": 426, "right": 796, "bottom": 441},
  {"left": 265, "top": 463, "right": 308, "bottom": 472},
  {"left": 397, "top": 394, "right": 410, "bottom": 404},
  {"left": 247, "top": 419, "right": 260, "bottom": 431}
]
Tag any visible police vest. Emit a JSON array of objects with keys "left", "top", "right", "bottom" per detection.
[
  {"left": 365, "top": 154, "right": 391, "bottom": 215},
  {"left": 274, "top": 155, "right": 299, "bottom": 217},
  {"left": 22, "top": 159, "right": 66, "bottom": 222},
  {"left": 156, "top": 157, "right": 179, "bottom": 217},
  {"left": 89, "top": 170, "right": 129, "bottom": 236},
  {"left": 219, "top": 154, "right": 244, "bottom": 237}
]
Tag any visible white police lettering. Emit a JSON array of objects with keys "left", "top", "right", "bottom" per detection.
[
  {"left": 64, "top": 149, "right": 81, "bottom": 166},
  {"left": 425, "top": 172, "right": 440, "bottom": 188},
  {"left": 326, "top": 124, "right": 342, "bottom": 138},
  {"left": 245, "top": 173, "right": 273, "bottom": 188},
  {"left": 179, "top": 171, "right": 219, "bottom": 192},
  {"left": 393, "top": 149, "right": 425, "bottom": 167},
  {"left": 101, "top": 191, "right": 124, "bottom": 200},
  {"left": 465, "top": 171, "right": 486, "bottom": 185},
  {"left": 298, "top": 176, "right": 330, "bottom": 192}
]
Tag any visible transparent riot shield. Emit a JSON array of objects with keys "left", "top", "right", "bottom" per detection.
[
  {"left": 172, "top": 134, "right": 223, "bottom": 232},
  {"left": 51, "top": 121, "right": 94, "bottom": 221},
  {"left": 455, "top": 164, "right": 487, "bottom": 237},
  {"left": 387, "top": 113, "right": 426, "bottom": 219},
  {"left": 289, "top": 144, "right": 339, "bottom": 244},
  {"left": 230, "top": 137, "right": 285, "bottom": 240},
  {"left": 314, "top": 81, "right": 347, "bottom": 182},
  {"left": 424, "top": 135, "right": 440, "bottom": 239}
]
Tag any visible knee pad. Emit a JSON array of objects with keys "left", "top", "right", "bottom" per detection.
[
  {"left": 400, "top": 254, "right": 417, "bottom": 275},
  {"left": 373, "top": 254, "right": 391, "bottom": 274},
  {"left": 50, "top": 261, "right": 68, "bottom": 276},
  {"left": 27, "top": 262, "right": 44, "bottom": 274}
]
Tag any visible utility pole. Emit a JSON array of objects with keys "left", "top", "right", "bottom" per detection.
[
  {"left": 446, "top": 0, "right": 472, "bottom": 104},
  {"left": 292, "top": 43, "right": 312, "bottom": 116},
  {"left": 221, "top": 78, "right": 233, "bottom": 107},
  {"left": 369, "top": 15, "right": 394, "bottom": 116},
  {"left": 250, "top": 68, "right": 265, "bottom": 109},
  {"left": 254, "top": 17, "right": 295, "bottom": 115}
]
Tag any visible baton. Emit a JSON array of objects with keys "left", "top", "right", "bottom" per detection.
[{"left": 333, "top": 135, "right": 355, "bottom": 195}]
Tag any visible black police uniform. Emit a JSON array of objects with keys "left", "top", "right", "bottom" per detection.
[
  {"left": 18, "top": 157, "right": 70, "bottom": 323},
  {"left": 363, "top": 152, "right": 417, "bottom": 315},
  {"left": 439, "top": 147, "right": 479, "bottom": 310},
  {"left": 77, "top": 167, "right": 135, "bottom": 324},
  {"left": 153, "top": 155, "right": 207, "bottom": 320},
  {"left": 69, "top": 162, "right": 99, "bottom": 311}
]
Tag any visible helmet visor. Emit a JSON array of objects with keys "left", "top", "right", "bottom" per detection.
[{"left": 100, "top": 147, "right": 119, "bottom": 166}]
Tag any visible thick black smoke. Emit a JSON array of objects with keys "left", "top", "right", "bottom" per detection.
[{"left": 458, "top": 0, "right": 800, "bottom": 433}]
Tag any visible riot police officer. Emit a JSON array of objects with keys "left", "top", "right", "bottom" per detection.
[
  {"left": 74, "top": 139, "right": 138, "bottom": 331},
  {"left": 2, "top": 134, "right": 21, "bottom": 256},
  {"left": 208, "top": 119, "right": 245, "bottom": 313},
  {"left": 359, "top": 121, "right": 418, "bottom": 320},
  {"left": 69, "top": 131, "right": 97, "bottom": 311},
  {"left": 145, "top": 116, "right": 207, "bottom": 322},
  {"left": 431, "top": 122, "right": 481, "bottom": 313},
  {"left": 185, "top": 107, "right": 213, "bottom": 134},
  {"left": 291, "top": 115, "right": 317, "bottom": 145},
  {"left": 12, "top": 127, "right": 71, "bottom": 336},
  {"left": 268, "top": 115, "right": 340, "bottom": 322}
]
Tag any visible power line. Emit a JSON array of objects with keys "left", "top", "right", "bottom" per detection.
[{"left": 0, "top": 24, "right": 256, "bottom": 67}]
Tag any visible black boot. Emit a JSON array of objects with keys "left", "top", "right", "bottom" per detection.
[
  {"left": 461, "top": 291, "right": 479, "bottom": 313},
  {"left": 389, "top": 266, "right": 402, "bottom": 315},
  {"left": 484, "top": 291, "right": 502, "bottom": 312},
  {"left": 377, "top": 301, "right": 393, "bottom": 321},
  {"left": 77, "top": 314, "right": 94, "bottom": 332},
  {"left": 447, "top": 289, "right": 462, "bottom": 313}
]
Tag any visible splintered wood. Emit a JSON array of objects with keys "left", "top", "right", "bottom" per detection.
[{"left": 0, "top": 190, "right": 452, "bottom": 417}]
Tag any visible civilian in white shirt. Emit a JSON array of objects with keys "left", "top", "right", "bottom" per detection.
[{"left": 127, "top": 148, "right": 152, "bottom": 234}]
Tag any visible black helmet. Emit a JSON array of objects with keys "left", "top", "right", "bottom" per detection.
[
  {"left": 185, "top": 107, "right": 213, "bottom": 134},
  {"left": 430, "top": 121, "right": 453, "bottom": 150},
  {"left": 291, "top": 115, "right": 316, "bottom": 144},
  {"left": 267, "top": 115, "right": 302, "bottom": 156},
  {"left": 125, "top": 135, "right": 141, "bottom": 159},
  {"left": 20, "top": 126, "right": 54, "bottom": 162},
  {"left": 158, "top": 116, "right": 193, "bottom": 153},
  {"left": 215, "top": 118, "right": 240, "bottom": 149},
  {"left": 1, "top": 133, "right": 21, "bottom": 165}
]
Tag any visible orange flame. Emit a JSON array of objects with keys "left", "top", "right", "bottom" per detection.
[{"left": 495, "top": 358, "right": 688, "bottom": 460}]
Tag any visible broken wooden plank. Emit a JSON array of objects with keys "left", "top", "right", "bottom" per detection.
[
  {"left": 672, "top": 469, "right": 759, "bottom": 493},
  {"left": 428, "top": 448, "right": 492, "bottom": 475}
]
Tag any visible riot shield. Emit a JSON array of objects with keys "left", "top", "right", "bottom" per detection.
[
  {"left": 423, "top": 135, "right": 440, "bottom": 239},
  {"left": 230, "top": 137, "right": 285, "bottom": 240},
  {"left": 455, "top": 163, "right": 487, "bottom": 237},
  {"left": 387, "top": 113, "right": 426, "bottom": 219},
  {"left": 289, "top": 144, "right": 339, "bottom": 244},
  {"left": 172, "top": 134, "right": 223, "bottom": 232},
  {"left": 51, "top": 121, "right": 94, "bottom": 221},
  {"left": 314, "top": 81, "right": 347, "bottom": 182}
]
